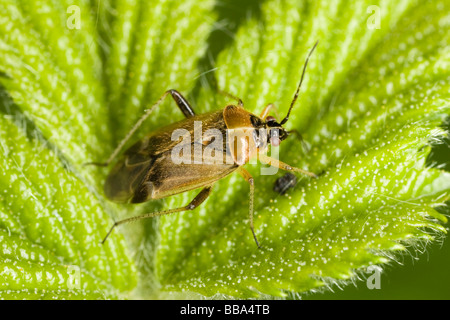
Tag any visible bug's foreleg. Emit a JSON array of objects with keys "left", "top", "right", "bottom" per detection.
[
  {"left": 237, "top": 167, "right": 261, "bottom": 249},
  {"left": 286, "top": 129, "right": 310, "bottom": 153},
  {"left": 258, "top": 154, "right": 317, "bottom": 178},
  {"left": 84, "top": 89, "right": 195, "bottom": 167},
  {"left": 259, "top": 103, "right": 280, "bottom": 120},
  {"left": 101, "top": 185, "right": 213, "bottom": 244}
]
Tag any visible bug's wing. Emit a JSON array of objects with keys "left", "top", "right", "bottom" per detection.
[
  {"left": 141, "top": 150, "right": 237, "bottom": 202},
  {"left": 104, "top": 110, "right": 232, "bottom": 203},
  {"left": 130, "top": 110, "right": 227, "bottom": 158}
]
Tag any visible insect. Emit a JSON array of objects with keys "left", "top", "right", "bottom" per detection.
[
  {"left": 273, "top": 172, "right": 297, "bottom": 195},
  {"left": 87, "top": 41, "right": 319, "bottom": 248}
]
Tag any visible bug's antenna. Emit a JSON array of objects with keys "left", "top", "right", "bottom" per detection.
[{"left": 280, "top": 40, "right": 319, "bottom": 125}]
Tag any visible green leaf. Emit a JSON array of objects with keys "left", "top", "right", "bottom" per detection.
[
  {"left": 0, "top": 0, "right": 449, "bottom": 299},
  {"left": 0, "top": 110, "right": 136, "bottom": 298},
  {"left": 155, "top": 0, "right": 450, "bottom": 298}
]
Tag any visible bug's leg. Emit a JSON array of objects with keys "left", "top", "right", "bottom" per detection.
[
  {"left": 237, "top": 167, "right": 261, "bottom": 249},
  {"left": 259, "top": 103, "right": 280, "bottom": 121},
  {"left": 258, "top": 153, "right": 317, "bottom": 178},
  {"left": 217, "top": 89, "right": 244, "bottom": 107},
  {"left": 169, "top": 89, "right": 196, "bottom": 118},
  {"left": 287, "top": 129, "right": 310, "bottom": 153},
  {"left": 211, "top": 72, "right": 243, "bottom": 107},
  {"left": 84, "top": 89, "right": 195, "bottom": 167},
  {"left": 101, "top": 185, "right": 213, "bottom": 244}
]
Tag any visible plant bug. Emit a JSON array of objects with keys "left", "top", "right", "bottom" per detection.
[
  {"left": 87, "top": 41, "right": 319, "bottom": 248},
  {"left": 273, "top": 172, "right": 297, "bottom": 195}
]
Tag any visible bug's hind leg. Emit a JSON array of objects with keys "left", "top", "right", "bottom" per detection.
[
  {"left": 101, "top": 185, "right": 214, "bottom": 244},
  {"left": 168, "top": 89, "right": 196, "bottom": 118},
  {"left": 84, "top": 89, "right": 195, "bottom": 167}
]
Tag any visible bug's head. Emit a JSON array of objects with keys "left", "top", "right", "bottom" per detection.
[
  {"left": 265, "top": 116, "right": 288, "bottom": 147},
  {"left": 251, "top": 41, "right": 318, "bottom": 150}
]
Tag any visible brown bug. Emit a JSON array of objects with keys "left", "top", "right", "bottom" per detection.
[{"left": 87, "top": 41, "right": 319, "bottom": 248}]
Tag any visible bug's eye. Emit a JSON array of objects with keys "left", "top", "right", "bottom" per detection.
[
  {"left": 266, "top": 116, "right": 276, "bottom": 123},
  {"left": 270, "top": 129, "right": 281, "bottom": 147}
]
